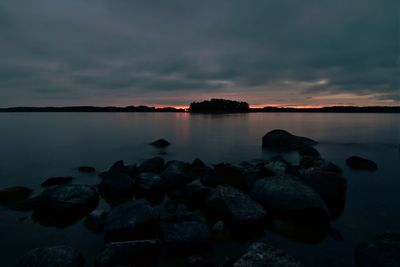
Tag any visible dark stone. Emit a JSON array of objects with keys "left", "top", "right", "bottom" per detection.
[
  {"left": 95, "top": 240, "right": 161, "bottom": 267},
  {"left": 300, "top": 158, "right": 343, "bottom": 174},
  {"left": 185, "top": 179, "right": 212, "bottom": 208},
  {"left": 355, "top": 233, "right": 400, "bottom": 267},
  {"left": 262, "top": 129, "right": 317, "bottom": 150},
  {"left": 298, "top": 146, "right": 321, "bottom": 157},
  {"left": 186, "top": 255, "right": 214, "bottom": 267},
  {"left": 161, "top": 160, "right": 194, "bottom": 190},
  {"left": 233, "top": 242, "right": 303, "bottom": 267},
  {"left": 108, "top": 160, "right": 127, "bottom": 174},
  {"left": 98, "top": 173, "right": 134, "bottom": 206},
  {"left": 16, "top": 246, "right": 84, "bottom": 267},
  {"left": 137, "top": 157, "right": 165, "bottom": 174},
  {"left": 33, "top": 184, "right": 99, "bottom": 227},
  {"left": 201, "top": 163, "right": 247, "bottom": 190},
  {"left": 205, "top": 185, "right": 267, "bottom": 227},
  {"left": 160, "top": 221, "right": 210, "bottom": 254},
  {"left": 161, "top": 200, "right": 205, "bottom": 223},
  {"left": 135, "top": 172, "right": 165, "bottom": 204},
  {"left": 346, "top": 156, "right": 378, "bottom": 171},
  {"left": 41, "top": 176, "right": 73, "bottom": 187},
  {"left": 303, "top": 170, "right": 347, "bottom": 218},
  {"left": 84, "top": 209, "right": 108, "bottom": 233},
  {"left": 0, "top": 186, "right": 33, "bottom": 205},
  {"left": 191, "top": 158, "right": 206, "bottom": 172},
  {"left": 78, "top": 166, "right": 96, "bottom": 173},
  {"left": 150, "top": 138, "right": 170, "bottom": 148},
  {"left": 104, "top": 199, "right": 160, "bottom": 242}
]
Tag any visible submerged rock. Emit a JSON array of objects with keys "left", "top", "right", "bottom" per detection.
[
  {"left": 355, "top": 233, "right": 400, "bottom": 267},
  {"left": 346, "top": 156, "right": 378, "bottom": 171},
  {"left": 233, "top": 242, "right": 303, "bottom": 267},
  {"left": 84, "top": 209, "right": 108, "bottom": 233},
  {"left": 16, "top": 245, "right": 84, "bottom": 267},
  {"left": 41, "top": 176, "right": 73, "bottom": 187},
  {"left": 95, "top": 240, "right": 161, "bottom": 267},
  {"left": 160, "top": 221, "right": 210, "bottom": 254},
  {"left": 104, "top": 199, "right": 159, "bottom": 242},
  {"left": 150, "top": 138, "right": 171, "bottom": 148},
  {"left": 78, "top": 166, "right": 96, "bottom": 173},
  {"left": 205, "top": 185, "right": 267, "bottom": 228},
  {"left": 33, "top": 184, "right": 99, "bottom": 227},
  {"left": 262, "top": 129, "right": 317, "bottom": 150},
  {"left": 0, "top": 186, "right": 33, "bottom": 205}
]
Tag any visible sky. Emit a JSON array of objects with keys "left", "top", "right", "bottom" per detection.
[{"left": 0, "top": 0, "right": 399, "bottom": 108}]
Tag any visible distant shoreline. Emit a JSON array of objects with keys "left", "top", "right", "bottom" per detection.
[{"left": 1, "top": 106, "right": 399, "bottom": 113}]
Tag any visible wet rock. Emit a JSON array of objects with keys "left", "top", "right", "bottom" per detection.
[
  {"left": 191, "top": 158, "right": 206, "bottom": 172},
  {"left": 0, "top": 186, "right": 33, "bottom": 205},
  {"left": 160, "top": 221, "right": 210, "bottom": 254},
  {"left": 205, "top": 185, "right": 267, "bottom": 228},
  {"left": 303, "top": 170, "right": 347, "bottom": 218},
  {"left": 78, "top": 166, "right": 96, "bottom": 173},
  {"left": 95, "top": 240, "right": 161, "bottom": 267},
  {"left": 84, "top": 209, "right": 108, "bottom": 233},
  {"left": 262, "top": 129, "right": 317, "bottom": 150},
  {"left": 186, "top": 255, "right": 214, "bottom": 267},
  {"left": 346, "top": 156, "right": 378, "bottom": 171},
  {"left": 16, "top": 245, "right": 84, "bottom": 267},
  {"left": 264, "top": 157, "right": 289, "bottom": 176},
  {"left": 98, "top": 173, "right": 134, "bottom": 206},
  {"left": 161, "top": 200, "right": 205, "bottom": 223},
  {"left": 298, "top": 146, "right": 321, "bottom": 157},
  {"left": 300, "top": 158, "right": 342, "bottom": 174},
  {"left": 33, "top": 184, "right": 99, "bottom": 227},
  {"left": 136, "top": 157, "right": 165, "bottom": 174},
  {"left": 233, "top": 242, "right": 303, "bottom": 267},
  {"left": 161, "top": 160, "right": 194, "bottom": 190},
  {"left": 355, "top": 233, "right": 400, "bottom": 267},
  {"left": 150, "top": 138, "right": 170, "bottom": 148},
  {"left": 201, "top": 163, "right": 247, "bottom": 190},
  {"left": 185, "top": 179, "right": 212, "bottom": 208},
  {"left": 41, "top": 176, "right": 73, "bottom": 187},
  {"left": 135, "top": 172, "right": 165, "bottom": 204},
  {"left": 104, "top": 199, "right": 159, "bottom": 242}
]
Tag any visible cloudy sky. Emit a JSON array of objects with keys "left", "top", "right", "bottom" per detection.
[{"left": 0, "top": 0, "right": 398, "bottom": 107}]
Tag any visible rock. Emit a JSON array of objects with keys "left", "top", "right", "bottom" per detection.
[
  {"left": 84, "top": 209, "right": 108, "bottom": 233},
  {"left": 136, "top": 157, "right": 165, "bottom": 174},
  {"left": 104, "top": 199, "right": 159, "bottom": 242},
  {"left": 186, "top": 255, "right": 214, "bottom": 267},
  {"left": 0, "top": 186, "right": 33, "bottom": 205},
  {"left": 135, "top": 172, "right": 165, "bottom": 204},
  {"left": 201, "top": 163, "right": 247, "bottom": 190},
  {"left": 98, "top": 173, "right": 134, "bottom": 206},
  {"left": 303, "top": 170, "right": 347, "bottom": 218},
  {"left": 301, "top": 158, "right": 342, "bottom": 174},
  {"left": 185, "top": 179, "right": 212, "bottom": 208},
  {"left": 262, "top": 129, "right": 317, "bottom": 150},
  {"left": 16, "top": 245, "right": 84, "bottom": 267},
  {"left": 41, "top": 176, "right": 73, "bottom": 187},
  {"left": 205, "top": 185, "right": 267, "bottom": 228},
  {"left": 78, "top": 166, "right": 96, "bottom": 173},
  {"left": 233, "top": 242, "right": 303, "bottom": 267},
  {"left": 160, "top": 221, "right": 210, "bottom": 254},
  {"left": 161, "top": 160, "right": 194, "bottom": 190},
  {"left": 150, "top": 138, "right": 170, "bottom": 148},
  {"left": 191, "top": 158, "right": 206, "bottom": 172},
  {"left": 161, "top": 200, "right": 205, "bottom": 223},
  {"left": 346, "top": 156, "right": 378, "bottom": 171},
  {"left": 264, "top": 158, "right": 288, "bottom": 176},
  {"left": 298, "top": 146, "right": 321, "bottom": 157},
  {"left": 33, "top": 184, "right": 99, "bottom": 227},
  {"left": 355, "top": 233, "right": 400, "bottom": 267},
  {"left": 108, "top": 160, "right": 127, "bottom": 174},
  {"left": 95, "top": 240, "right": 161, "bottom": 267}
]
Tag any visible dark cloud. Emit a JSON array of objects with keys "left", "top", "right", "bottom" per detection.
[{"left": 0, "top": 0, "right": 398, "bottom": 107}]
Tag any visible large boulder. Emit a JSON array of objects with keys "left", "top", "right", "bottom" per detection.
[
  {"left": 16, "top": 246, "right": 84, "bottom": 267},
  {"left": 300, "top": 158, "right": 342, "bottom": 174},
  {"left": 104, "top": 199, "right": 160, "bottom": 242},
  {"left": 136, "top": 157, "right": 165, "bottom": 174},
  {"left": 0, "top": 186, "right": 33, "bottom": 205},
  {"left": 33, "top": 184, "right": 99, "bottom": 227},
  {"left": 233, "top": 242, "right": 303, "bottom": 267},
  {"left": 84, "top": 209, "right": 108, "bottom": 233},
  {"left": 201, "top": 163, "right": 247, "bottom": 190},
  {"left": 95, "top": 240, "right": 161, "bottom": 267},
  {"left": 98, "top": 173, "right": 134, "bottom": 206},
  {"left": 161, "top": 160, "right": 194, "bottom": 190},
  {"left": 160, "top": 221, "right": 210, "bottom": 254},
  {"left": 346, "top": 156, "right": 378, "bottom": 171},
  {"left": 185, "top": 179, "right": 212, "bottom": 208},
  {"left": 355, "top": 233, "right": 400, "bottom": 267},
  {"left": 205, "top": 185, "right": 267, "bottom": 228},
  {"left": 135, "top": 172, "right": 165, "bottom": 204},
  {"left": 303, "top": 170, "right": 347, "bottom": 218},
  {"left": 262, "top": 129, "right": 317, "bottom": 150},
  {"left": 41, "top": 176, "right": 73, "bottom": 187},
  {"left": 160, "top": 200, "right": 205, "bottom": 223}
]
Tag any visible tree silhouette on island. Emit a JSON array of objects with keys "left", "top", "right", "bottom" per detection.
[{"left": 189, "top": 99, "right": 250, "bottom": 113}]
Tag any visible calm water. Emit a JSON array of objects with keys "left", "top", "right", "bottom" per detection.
[{"left": 0, "top": 112, "right": 399, "bottom": 266}]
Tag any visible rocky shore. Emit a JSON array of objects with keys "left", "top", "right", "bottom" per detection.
[{"left": 1, "top": 129, "right": 397, "bottom": 267}]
